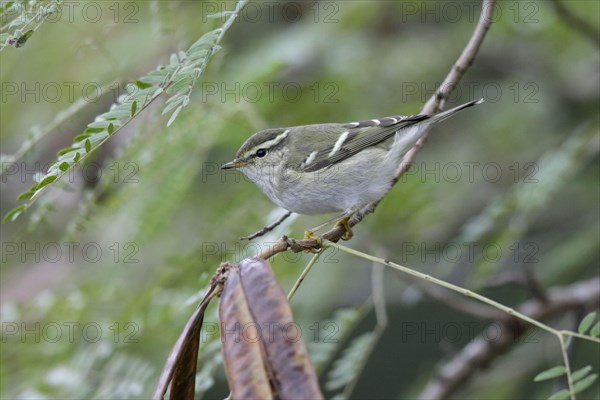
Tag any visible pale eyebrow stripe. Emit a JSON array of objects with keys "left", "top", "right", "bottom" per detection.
[
  {"left": 272, "top": 129, "right": 290, "bottom": 146},
  {"left": 249, "top": 129, "right": 290, "bottom": 154}
]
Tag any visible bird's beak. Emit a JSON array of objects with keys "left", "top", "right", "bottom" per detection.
[{"left": 221, "top": 159, "right": 248, "bottom": 170}]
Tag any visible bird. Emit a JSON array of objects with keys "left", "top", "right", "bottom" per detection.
[{"left": 222, "top": 99, "right": 484, "bottom": 240}]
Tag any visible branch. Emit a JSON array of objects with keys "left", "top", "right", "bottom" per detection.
[
  {"left": 5, "top": 0, "right": 249, "bottom": 222},
  {"left": 255, "top": 0, "right": 497, "bottom": 259},
  {"left": 374, "top": 0, "right": 496, "bottom": 198},
  {"left": 242, "top": 211, "right": 292, "bottom": 240},
  {"left": 418, "top": 277, "right": 600, "bottom": 400},
  {"left": 1, "top": 0, "right": 64, "bottom": 50},
  {"left": 153, "top": 263, "right": 232, "bottom": 400},
  {"left": 409, "top": 279, "right": 506, "bottom": 321},
  {"left": 0, "top": 81, "right": 118, "bottom": 179}
]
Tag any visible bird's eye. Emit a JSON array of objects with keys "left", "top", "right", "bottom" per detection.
[{"left": 255, "top": 148, "right": 267, "bottom": 158}]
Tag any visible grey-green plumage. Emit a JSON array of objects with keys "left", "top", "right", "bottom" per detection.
[{"left": 223, "top": 99, "right": 483, "bottom": 215}]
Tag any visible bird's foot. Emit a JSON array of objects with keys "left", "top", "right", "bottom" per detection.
[{"left": 335, "top": 215, "right": 353, "bottom": 240}]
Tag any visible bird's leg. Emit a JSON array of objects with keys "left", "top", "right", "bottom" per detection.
[
  {"left": 304, "top": 211, "right": 355, "bottom": 241},
  {"left": 304, "top": 213, "right": 345, "bottom": 239},
  {"left": 334, "top": 212, "right": 354, "bottom": 240},
  {"left": 241, "top": 211, "right": 293, "bottom": 240}
]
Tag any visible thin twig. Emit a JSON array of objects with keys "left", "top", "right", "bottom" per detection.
[
  {"left": 254, "top": 0, "right": 497, "bottom": 257},
  {"left": 1, "top": 1, "right": 66, "bottom": 49},
  {"left": 559, "top": 334, "right": 576, "bottom": 400},
  {"left": 409, "top": 278, "right": 506, "bottom": 321},
  {"left": 242, "top": 211, "right": 292, "bottom": 240},
  {"left": 153, "top": 268, "right": 226, "bottom": 400},
  {"left": 419, "top": 275, "right": 600, "bottom": 400},
  {"left": 392, "top": 0, "right": 497, "bottom": 184},
  {"left": 287, "top": 251, "right": 322, "bottom": 301},
  {"left": 328, "top": 241, "right": 600, "bottom": 345},
  {"left": 325, "top": 241, "right": 600, "bottom": 400},
  {"left": 0, "top": 82, "right": 119, "bottom": 179}
]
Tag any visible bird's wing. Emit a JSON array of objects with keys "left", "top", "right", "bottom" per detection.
[{"left": 301, "top": 114, "right": 428, "bottom": 172}]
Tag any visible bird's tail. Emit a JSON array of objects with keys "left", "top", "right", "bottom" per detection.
[
  {"left": 427, "top": 98, "right": 484, "bottom": 124},
  {"left": 388, "top": 98, "right": 484, "bottom": 162}
]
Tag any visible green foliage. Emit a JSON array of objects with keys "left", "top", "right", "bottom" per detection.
[
  {"left": 578, "top": 312, "right": 597, "bottom": 335},
  {"left": 534, "top": 366, "right": 567, "bottom": 382},
  {"left": 4, "top": 15, "right": 235, "bottom": 221},
  {"left": 308, "top": 307, "right": 362, "bottom": 373},
  {"left": 462, "top": 127, "right": 599, "bottom": 287},
  {"left": 0, "top": 0, "right": 62, "bottom": 50},
  {"left": 573, "top": 374, "right": 597, "bottom": 394},
  {"left": 1, "top": 1, "right": 598, "bottom": 399},
  {"left": 591, "top": 322, "right": 600, "bottom": 338},
  {"left": 548, "top": 389, "right": 570, "bottom": 400},
  {"left": 533, "top": 321, "right": 599, "bottom": 400},
  {"left": 325, "top": 332, "right": 374, "bottom": 394}
]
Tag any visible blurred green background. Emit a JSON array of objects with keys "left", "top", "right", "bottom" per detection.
[{"left": 1, "top": 0, "right": 599, "bottom": 399}]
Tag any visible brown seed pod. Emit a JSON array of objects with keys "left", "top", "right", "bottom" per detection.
[
  {"left": 219, "top": 266, "right": 274, "bottom": 399},
  {"left": 219, "top": 258, "right": 323, "bottom": 400}
]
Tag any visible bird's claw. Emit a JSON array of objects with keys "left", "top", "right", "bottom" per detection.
[{"left": 335, "top": 216, "right": 353, "bottom": 240}]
